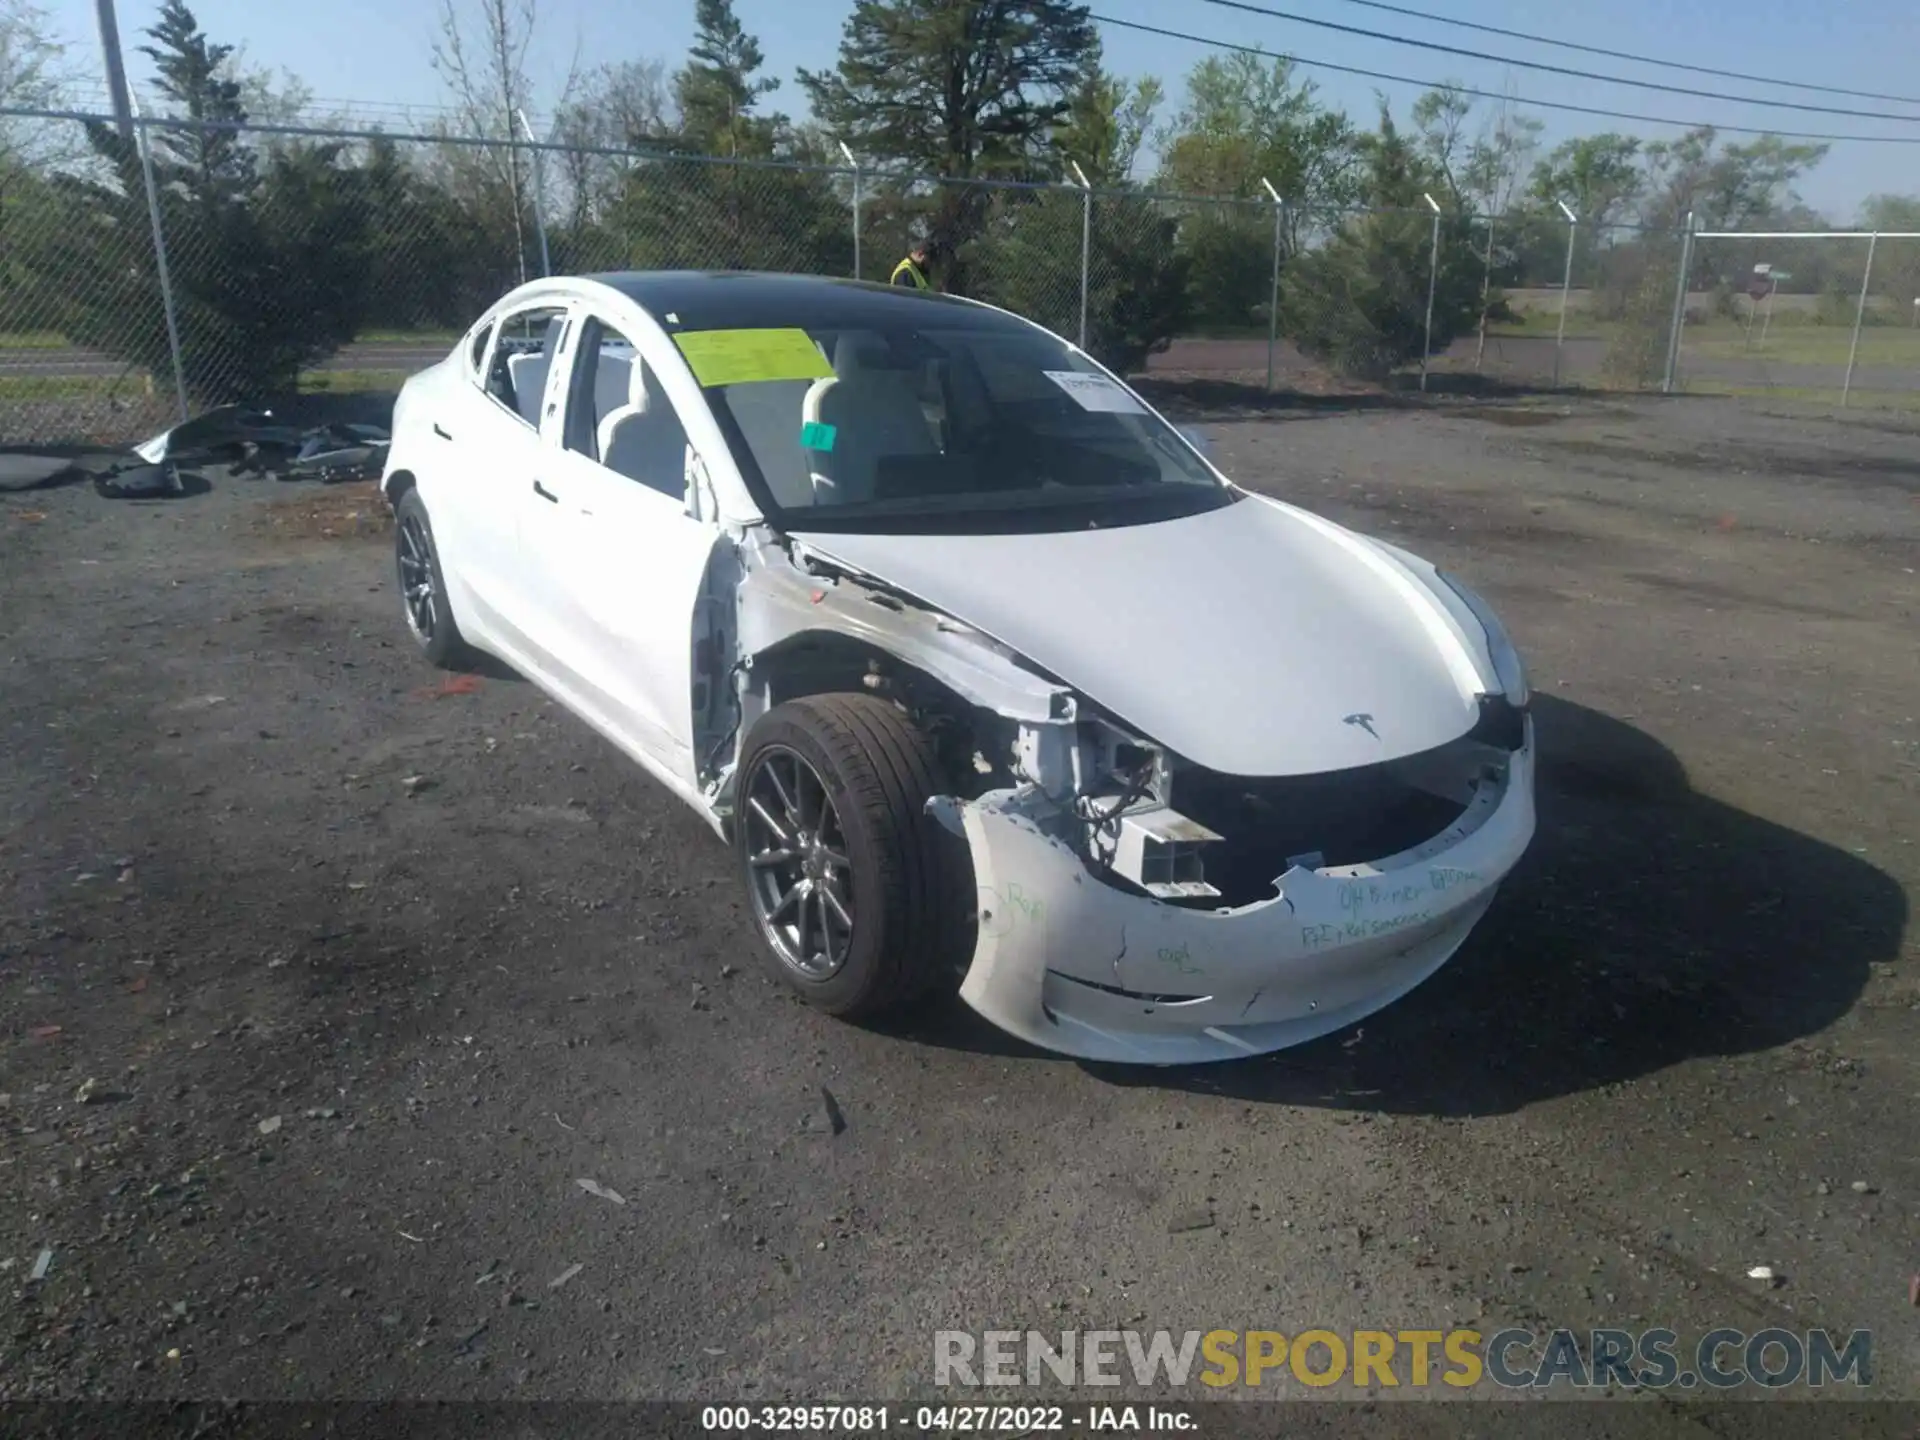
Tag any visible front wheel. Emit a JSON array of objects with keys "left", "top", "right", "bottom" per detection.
[{"left": 734, "top": 694, "right": 972, "bottom": 1018}]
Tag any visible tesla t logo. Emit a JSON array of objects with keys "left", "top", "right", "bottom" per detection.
[{"left": 1343, "top": 713, "right": 1380, "bottom": 738}]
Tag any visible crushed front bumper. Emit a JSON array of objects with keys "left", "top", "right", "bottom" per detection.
[{"left": 954, "top": 723, "right": 1536, "bottom": 1064}]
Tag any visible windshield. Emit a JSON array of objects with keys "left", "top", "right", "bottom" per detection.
[{"left": 684, "top": 320, "right": 1234, "bottom": 535}]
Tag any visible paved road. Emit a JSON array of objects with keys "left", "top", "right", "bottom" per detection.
[
  {"left": 0, "top": 343, "right": 453, "bottom": 379},
  {"left": 4, "top": 334, "right": 1913, "bottom": 395},
  {"left": 1150, "top": 334, "right": 1919, "bottom": 394}
]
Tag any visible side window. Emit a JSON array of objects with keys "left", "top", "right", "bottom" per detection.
[
  {"left": 467, "top": 320, "right": 494, "bottom": 377},
  {"left": 562, "top": 316, "right": 689, "bottom": 502},
  {"left": 484, "top": 305, "right": 569, "bottom": 429}
]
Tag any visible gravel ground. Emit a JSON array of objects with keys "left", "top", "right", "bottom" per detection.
[{"left": 1, "top": 392, "right": 1915, "bottom": 1424}]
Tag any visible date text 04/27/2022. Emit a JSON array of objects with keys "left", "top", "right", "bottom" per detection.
[{"left": 699, "top": 1404, "right": 1198, "bottom": 1431}]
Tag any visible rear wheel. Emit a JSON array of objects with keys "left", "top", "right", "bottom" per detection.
[
  {"left": 735, "top": 693, "right": 971, "bottom": 1018},
  {"left": 393, "top": 488, "right": 474, "bottom": 670}
]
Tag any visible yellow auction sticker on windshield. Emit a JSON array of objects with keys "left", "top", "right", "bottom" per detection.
[{"left": 672, "top": 328, "right": 833, "bottom": 387}]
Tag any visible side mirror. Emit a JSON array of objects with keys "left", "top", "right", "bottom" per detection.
[{"left": 1178, "top": 426, "right": 1214, "bottom": 461}]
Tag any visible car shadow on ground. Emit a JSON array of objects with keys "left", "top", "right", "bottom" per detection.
[{"left": 888, "top": 697, "right": 1904, "bottom": 1116}]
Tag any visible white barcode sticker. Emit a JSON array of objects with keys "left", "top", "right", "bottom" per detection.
[{"left": 1042, "top": 369, "right": 1147, "bottom": 414}]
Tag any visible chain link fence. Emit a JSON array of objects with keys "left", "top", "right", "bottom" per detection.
[
  {"left": 2, "top": 106, "right": 1912, "bottom": 446},
  {"left": 1675, "top": 230, "right": 1920, "bottom": 408}
]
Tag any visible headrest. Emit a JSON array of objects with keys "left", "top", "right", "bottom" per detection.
[
  {"left": 833, "top": 332, "right": 891, "bottom": 376},
  {"left": 627, "top": 355, "right": 652, "bottom": 413}
]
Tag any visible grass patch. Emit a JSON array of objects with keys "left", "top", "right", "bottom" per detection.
[
  {"left": 0, "top": 369, "right": 412, "bottom": 401},
  {"left": 1679, "top": 381, "right": 1920, "bottom": 413},
  {"left": 355, "top": 330, "right": 459, "bottom": 346},
  {"left": 0, "top": 330, "right": 70, "bottom": 350},
  {"left": 299, "top": 370, "right": 412, "bottom": 394},
  {"left": 1686, "top": 326, "right": 1920, "bottom": 367}
]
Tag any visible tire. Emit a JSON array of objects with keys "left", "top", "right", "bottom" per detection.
[
  {"left": 393, "top": 488, "right": 474, "bottom": 671},
  {"left": 734, "top": 693, "right": 973, "bottom": 1019}
]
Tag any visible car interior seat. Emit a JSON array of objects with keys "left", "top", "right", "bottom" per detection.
[
  {"left": 596, "top": 353, "right": 688, "bottom": 500},
  {"left": 591, "top": 344, "right": 634, "bottom": 447},
  {"left": 506, "top": 315, "right": 566, "bottom": 425},
  {"left": 801, "top": 333, "right": 937, "bottom": 504}
]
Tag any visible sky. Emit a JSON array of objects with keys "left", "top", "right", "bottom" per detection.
[{"left": 32, "top": 0, "right": 1920, "bottom": 218}]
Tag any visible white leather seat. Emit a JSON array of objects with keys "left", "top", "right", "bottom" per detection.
[
  {"left": 506, "top": 316, "right": 566, "bottom": 425},
  {"left": 800, "top": 334, "right": 936, "bottom": 504},
  {"left": 591, "top": 349, "right": 633, "bottom": 443},
  {"left": 597, "top": 354, "right": 687, "bottom": 499},
  {"left": 507, "top": 351, "right": 549, "bottom": 423}
]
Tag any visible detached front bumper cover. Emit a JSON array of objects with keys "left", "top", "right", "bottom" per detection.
[{"left": 952, "top": 721, "right": 1536, "bottom": 1064}]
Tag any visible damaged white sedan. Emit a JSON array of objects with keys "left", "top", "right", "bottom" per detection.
[{"left": 381, "top": 271, "right": 1535, "bottom": 1064}]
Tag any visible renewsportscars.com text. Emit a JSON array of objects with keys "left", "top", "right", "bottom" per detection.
[{"left": 933, "top": 1327, "right": 1872, "bottom": 1391}]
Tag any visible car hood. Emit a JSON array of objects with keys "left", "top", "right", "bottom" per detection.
[{"left": 787, "top": 493, "right": 1502, "bottom": 777}]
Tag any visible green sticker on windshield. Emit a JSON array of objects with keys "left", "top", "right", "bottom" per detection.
[
  {"left": 672, "top": 328, "right": 833, "bottom": 387},
  {"left": 800, "top": 421, "right": 837, "bottom": 451}
]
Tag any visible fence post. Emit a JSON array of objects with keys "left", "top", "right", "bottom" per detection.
[
  {"left": 1261, "top": 178, "right": 1283, "bottom": 392},
  {"left": 128, "top": 103, "right": 189, "bottom": 423},
  {"left": 1554, "top": 200, "right": 1578, "bottom": 389},
  {"left": 1475, "top": 214, "right": 1495, "bottom": 372},
  {"left": 1842, "top": 231, "right": 1879, "bottom": 409},
  {"left": 1662, "top": 212, "right": 1695, "bottom": 395},
  {"left": 93, "top": 0, "right": 136, "bottom": 145},
  {"left": 1420, "top": 192, "right": 1442, "bottom": 393},
  {"left": 516, "top": 110, "right": 552, "bottom": 278},
  {"left": 839, "top": 142, "right": 861, "bottom": 280},
  {"left": 1070, "top": 162, "right": 1092, "bottom": 349}
]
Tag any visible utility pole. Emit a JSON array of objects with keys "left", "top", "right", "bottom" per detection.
[{"left": 93, "top": 0, "right": 136, "bottom": 144}]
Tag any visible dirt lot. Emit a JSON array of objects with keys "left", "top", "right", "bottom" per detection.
[{"left": 1, "top": 392, "right": 1916, "bottom": 1422}]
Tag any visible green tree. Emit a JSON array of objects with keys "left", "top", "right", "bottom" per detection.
[
  {"left": 963, "top": 49, "right": 1188, "bottom": 371},
  {"left": 676, "top": 0, "right": 780, "bottom": 157},
  {"left": 1052, "top": 55, "right": 1159, "bottom": 186},
  {"left": 1528, "top": 133, "right": 1643, "bottom": 231},
  {"left": 1155, "top": 52, "right": 1357, "bottom": 332},
  {"left": 14, "top": 0, "right": 370, "bottom": 403},
  {"left": 1638, "top": 128, "right": 1827, "bottom": 234},
  {"left": 615, "top": 7, "right": 849, "bottom": 279},
  {"left": 799, "top": 0, "right": 1097, "bottom": 284},
  {"left": 1861, "top": 194, "right": 1920, "bottom": 319},
  {"left": 1277, "top": 106, "right": 1480, "bottom": 381},
  {"left": 969, "top": 186, "right": 1191, "bottom": 375}
]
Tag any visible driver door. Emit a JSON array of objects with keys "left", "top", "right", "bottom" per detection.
[{"left": 521, "top": 311, "right": 724, "bottom": 786}]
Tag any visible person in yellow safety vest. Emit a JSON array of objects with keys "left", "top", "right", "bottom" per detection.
[{"left": 891, "top": 242, "right": 933, "bottom": 290}]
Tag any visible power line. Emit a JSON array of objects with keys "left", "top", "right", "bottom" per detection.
[
  {"left": 1320, "top": 0, "right": 1920, "bottom": 109},
  {"left": 1087, "top": 14, "right": 1920, "bottom": 144},
  {"left": 1193, "top": 0, "right": 1920, "bottom": 123}
]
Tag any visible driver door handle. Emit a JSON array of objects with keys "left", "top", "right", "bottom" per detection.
[{"left": 532, "top": 480, "right": 559, "bottom": 504}]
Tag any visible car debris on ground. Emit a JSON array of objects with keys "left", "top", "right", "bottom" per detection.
[{"left": 2, "top": 394, "right": 396, "bottom": 501}]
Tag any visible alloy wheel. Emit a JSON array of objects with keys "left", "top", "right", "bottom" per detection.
[{"left": 742, "top": 745, "right": 855, "bottom": 980}]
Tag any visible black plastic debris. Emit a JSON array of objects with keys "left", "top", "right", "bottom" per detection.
[
  {"left": 283, "top": 423, "right": 391, "bottom": 483},
  {"left": 91, "top": 396, "right": 396, "bottom": 499},
  {"left": 93, "top": 462, "right": 185, "bottom": 500}
]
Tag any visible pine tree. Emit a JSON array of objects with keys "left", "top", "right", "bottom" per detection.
[
  {"left": 800, "top": 0, "right": 1096, "bottom": 284},
  {"left": 675, "top": 0, "right": 780, "bottom": 157},
  {"left": 14, "top": 0, "right": 373, "bottom": 406},
  {"left": 1277, "top": 106, "right": 1482, "bottom": 381},
  {"left": 137, "top": 0, "right": 254, "bottom": 204}
]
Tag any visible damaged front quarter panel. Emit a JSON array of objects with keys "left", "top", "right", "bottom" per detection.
[
  {"left": 713, "top": 534, "right": 1083, "bottom": 803},
  {"left": 722, "top": 532, "right": 1536, "bottom": 1066}
]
